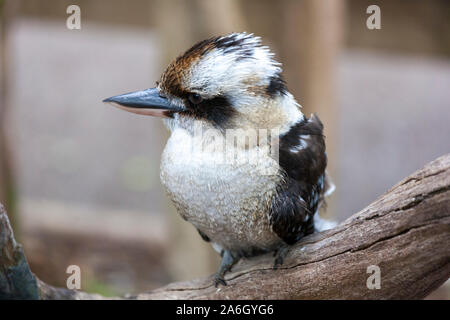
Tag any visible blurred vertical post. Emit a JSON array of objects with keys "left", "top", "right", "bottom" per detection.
[
  {"left": 282, "top": 0, "right": 345, "bottom": 217},
  {"left": 152, "top": 0, "right": 246, "bottom": 281},
  {"left": 0, "top": 0, "right": 19, "bottom": 234}
]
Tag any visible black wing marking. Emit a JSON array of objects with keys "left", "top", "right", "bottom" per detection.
[{"left": 270, "top": 114, "right": 327, "bottom": 244}]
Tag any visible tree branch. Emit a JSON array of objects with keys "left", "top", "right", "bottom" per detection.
[{"left": 1, "top": 154, "right": 449, "bottom": 299}]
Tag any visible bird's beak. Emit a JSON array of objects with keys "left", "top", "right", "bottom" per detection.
[{"left": 103, "top": 88, "right": 183, "bottom": 117}]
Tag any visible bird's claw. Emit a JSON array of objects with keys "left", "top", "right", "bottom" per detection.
[
  {"left": 273, "top": 256, "right": 284, "bottom": 269},
  {"left": 214, "top": 276, "right": 227, "bottom": 287},
  {"left": 273, "top": 246, "right": 289, "bottom": 269}
]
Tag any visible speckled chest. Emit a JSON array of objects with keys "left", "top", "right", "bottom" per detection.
[{"left": 160, "top": 127, "right": 284, "bottom": 253}]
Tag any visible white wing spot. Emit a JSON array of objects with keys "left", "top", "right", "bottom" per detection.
[{"left": 289, "top": 135, "right": 311, "bottom": 153}]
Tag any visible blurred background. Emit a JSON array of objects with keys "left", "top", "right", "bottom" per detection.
[{"left": 0, "top": 0, "right": 449, "bottom": 297}]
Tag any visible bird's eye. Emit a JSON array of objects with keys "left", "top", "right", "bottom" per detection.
[{"left": 188, "top": 93, "right": 203, "bottom": 105}]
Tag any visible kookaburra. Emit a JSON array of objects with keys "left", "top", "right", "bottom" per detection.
[{"left": 103, "top": 33, "right": 335, "bottom": 286}]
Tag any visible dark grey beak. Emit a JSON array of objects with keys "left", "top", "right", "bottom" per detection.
[{"left": 103, "top": 88, "right": 183, "bottom": 117}]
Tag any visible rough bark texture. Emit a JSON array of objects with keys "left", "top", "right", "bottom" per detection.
[
  {"left": 0, "top": 154, "right": 449, "bottom": 300},
  {"left": 0, "top": 204, "right": 38, "bottom": 299}
]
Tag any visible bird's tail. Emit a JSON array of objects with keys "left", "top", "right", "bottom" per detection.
[
  {"left": 315, "top": 171, "right": 337, "bottom": 232},
  {"left": 314, "top": 213, "right": 337, "bottom": 232}
]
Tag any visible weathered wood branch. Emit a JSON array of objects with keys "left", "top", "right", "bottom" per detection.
[{"left": 1, "top": 154, "right": 449, "bottom": 299}]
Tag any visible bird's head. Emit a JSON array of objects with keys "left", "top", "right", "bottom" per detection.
[{"left": 104, "top": 33, "right": 303, "bottom": 133}]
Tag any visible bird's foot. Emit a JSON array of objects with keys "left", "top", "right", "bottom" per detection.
[
  {"left": 213, "top": 250, "right": 239, "bottom": 288},
  {"left": 273, "top": 245, "right": 290, "bottom": 269}
]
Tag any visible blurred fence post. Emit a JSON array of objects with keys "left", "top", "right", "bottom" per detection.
[
  {"left": 282, "top": 0, "right": 346, "bottom": 218},
  {"left": 0, "top": 0, "right": 19, "bottom": 235}
]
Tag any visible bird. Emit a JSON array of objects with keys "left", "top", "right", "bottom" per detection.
[{"left": 103, "top": 32, "right": 335, "bottom": 287}]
